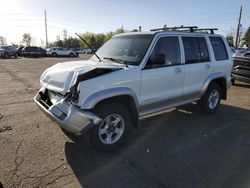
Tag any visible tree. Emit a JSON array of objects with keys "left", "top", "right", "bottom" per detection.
[
  {"left": 55, "top": 40, "right": 64, "bottom": 47},
  {"left": 226, "top": 35, "right": 234, "bottom": 47},
  {"left": 243, "top": 26, "right": 250, "bottom": 47},
  {"left": 22, "top": 33, "right": 31, "bottom": 46},
  {"left": 104, "top": 32, "right": 114, "bottom": 42}
]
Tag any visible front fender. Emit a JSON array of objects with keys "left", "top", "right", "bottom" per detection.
[{"left": 80, "top": 87, "right": 139, "bottom": 111}]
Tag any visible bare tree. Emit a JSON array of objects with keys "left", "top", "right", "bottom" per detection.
[{"left": 22, "top": 33, "right": 32, "bottom": 46}]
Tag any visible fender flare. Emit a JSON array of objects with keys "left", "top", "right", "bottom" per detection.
[
  {"left": 200, "top": 72, "right": 226, "bottom": 97},
  {"left": 81, "top": 87, "right": 139, "bottom": 112}
]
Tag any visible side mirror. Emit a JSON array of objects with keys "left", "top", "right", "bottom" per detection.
[{"left": 149, "top": 53, "right": 165, "bottom": 65}]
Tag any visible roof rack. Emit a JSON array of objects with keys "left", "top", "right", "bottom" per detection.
[
  {"left": 193, "top": 28, "right": 218, "bottom": 34},
  {"left": 150, "top": 25, "right": 198, "bottom": 32},
  {"left": 151, "top": 26, "right": 218, "bottom": 34}
]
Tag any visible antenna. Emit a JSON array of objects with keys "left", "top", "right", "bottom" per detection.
[{"left": 75, "top": 33, "right": 101, "bottom": 62}]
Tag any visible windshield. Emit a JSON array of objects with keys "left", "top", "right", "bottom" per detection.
[{"left": 96, "top": 34, "right": 153, "bottom": 65}]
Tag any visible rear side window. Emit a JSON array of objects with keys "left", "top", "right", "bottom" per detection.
[
  {"left": 209, "top": 37, "right": 228, "bottom": 61},
  {"left": 182, "top": 37, "right": 210, "bottom": 64}
]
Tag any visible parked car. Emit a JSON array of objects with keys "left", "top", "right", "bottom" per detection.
[
  {"left": 232, "top": 51, "right": 250, "bottom": 84},
  {"left": 76, "top": 48, "right": 86, "bottom": 54},
  {"left": 0, "top": 45, "right": 17, "bottom": 58},
  {"left": 35, "top": 27, "right": 232, "bottom": 151},
  {"left": 16, "top": 46, "right": 24, "bottom": 56},
  {"left": 46, "top": 47, "right": 78, "bottom": 57},
  {"left": 0, "top": 49, "right": 6, "bottom": 58},
  {"left": 22, "top": 46, "right": 46, "bottom": 57}
]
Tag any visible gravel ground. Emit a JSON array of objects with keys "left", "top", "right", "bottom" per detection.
[{"left": 0, "top": 55, "right": 250, "bottom": 188}]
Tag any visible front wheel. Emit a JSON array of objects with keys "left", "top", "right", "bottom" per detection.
[
  {"left": 200, "top": 83, "right": 221, "bottom": 114},
  {"left": 3, "top": 52, "right": 8, "bottom": 59},
  {"left": 90, "top": 103, "right": 132, "bottom": 151}
]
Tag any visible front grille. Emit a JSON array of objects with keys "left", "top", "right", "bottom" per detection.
[
  {"left": 39, "top": 89, "right": 63, "bottom": 109},
  {"left": 39, "top": 90, "right": 52, "bottom": 109},
  {"left": 233, "top": 58, "right": 250, "bottom": 69}
]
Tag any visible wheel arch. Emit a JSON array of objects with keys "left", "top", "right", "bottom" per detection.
[
  {"left": 201, "top": 73, "right": 227, "bottom": 100},
  {"left": 81, "top": 87, "right": 139, "bottom": 127}
]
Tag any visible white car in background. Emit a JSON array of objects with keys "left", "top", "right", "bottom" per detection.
[{"left": 46, "top": 47, "right": 78, "bottom": 57}]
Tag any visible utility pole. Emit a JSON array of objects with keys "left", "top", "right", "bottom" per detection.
[
  {"left": 44, "top": 10, "right": 48, "bottom": 48},
  {"left": 235, "top": 6, "right": 242, "bottom": 48}
]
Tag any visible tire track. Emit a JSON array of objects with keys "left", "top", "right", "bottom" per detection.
[{"left": 0, "top": 64, "right": 34, "bottom": 89}]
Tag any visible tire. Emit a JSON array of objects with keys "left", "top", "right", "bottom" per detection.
[
  {"left": 52, "top": 52, "right": 57, "bottom": 57},
  {"left": 90, "top": 103, "right": 132, "bottom": 151},
  {"left": 14, "top": 53, "right": 18, "bottom": 59},
  {"left": 200, "top": 82, "right": 221, "bottom": 114},
  {"left": 3, "top": 52, "right": 8, "bottom": 59},
  {"left": 69, "top": 53, "right": 74, "bottom": 57},
  {"left": 231, "top": 78, "right": 235, "bottom": 85}
]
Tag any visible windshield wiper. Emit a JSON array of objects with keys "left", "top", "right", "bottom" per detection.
[
  {"left": 103, "top": 57, "right": 128, "bottom": 67},
  {"left": 75, "top": 33, "right": 102, "bottom": 62}
]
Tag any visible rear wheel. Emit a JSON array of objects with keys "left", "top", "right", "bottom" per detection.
[
  {"left": 90, "top": 103, "right": 132, "bottom": 151},
  {"left": 69, "top": 53, "right": 74, "bottom": 57},
  {"left": 200, "top": 82, "right": 221, "bottom": 114},
  {"left": 52, "top": 52, "right": 57, "bottom": 57}
]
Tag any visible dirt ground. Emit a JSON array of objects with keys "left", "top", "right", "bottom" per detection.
[{"left": 0, "top": 55, "right": 250, "bottom": 188}]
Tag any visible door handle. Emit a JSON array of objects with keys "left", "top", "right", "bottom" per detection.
[{"left": 174, "top": 67, "right": 182, "bottom": 74}]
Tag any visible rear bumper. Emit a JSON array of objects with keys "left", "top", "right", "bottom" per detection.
[{"left": 34, "top": 88, "right": 102, "bottom": 135}]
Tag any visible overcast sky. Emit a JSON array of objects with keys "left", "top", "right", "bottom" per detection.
[{"left": 0, "top": 0, "right": 249, "bottom": 46}]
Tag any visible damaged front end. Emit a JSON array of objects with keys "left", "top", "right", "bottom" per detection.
[
  {"left": 35, "top": 61, "right": 122, "bottom": 134},
  {"left": 34, "top": 87, "right": 102, "bottom": 135}
]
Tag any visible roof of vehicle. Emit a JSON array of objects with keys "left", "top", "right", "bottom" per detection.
[
  {"left": 115, "top": 26, "right": 222, "bottom": 38},
  {"left": 115, "top": 31, "right": 223, "bottom": 38}
]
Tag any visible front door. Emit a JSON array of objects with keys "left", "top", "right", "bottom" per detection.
[{"left": 140, "top": 36, "right": 184, "bottom": 116}]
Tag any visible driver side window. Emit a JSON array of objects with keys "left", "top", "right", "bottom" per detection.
[{"left": 146, "top": 36, "right": 181, "bottom": 69}]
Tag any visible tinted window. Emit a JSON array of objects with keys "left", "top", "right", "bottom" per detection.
[
  {"left": 182, "top": 37, "right": 210, "bottom": 64},
  {"left": 149, "top": 36, "right": 181, "bottom": 67},
  {"left": 197, "top": 38, "right": 209, "bottom": 62},
  {"left": 209, "top": 37, "right": 228, "bottom": 61},
  {"left": 24, "top": 47, "right": 30, "bottom": 52}
]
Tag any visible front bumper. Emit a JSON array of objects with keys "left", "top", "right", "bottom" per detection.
[{"left": 34, "top": 88, "right": 102, "bottom": 135}]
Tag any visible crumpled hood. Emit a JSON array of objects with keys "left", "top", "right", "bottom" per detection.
[{"left": 40, "top": 59, "right": 123, "bottom": 95}]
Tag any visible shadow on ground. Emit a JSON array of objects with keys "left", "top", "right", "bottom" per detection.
[
  {"left": 65, "top": 104, "right": 250, "bottom": 188},
  {"left": 233, "top": 81, "right": 250, "bottom": 89}
]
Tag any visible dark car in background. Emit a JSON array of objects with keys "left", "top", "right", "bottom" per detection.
[
  {"left": 232, "top": 51, "right": 250, "bottom": 84},
  {"left": 16, "top": 46, "right": 24, "bottom": 56},
  {"left": 22, "top": 46, "right": 46, "bottom": 57},
  {"left": 0, "top": 45, "right": 17, "bottom": 58}
]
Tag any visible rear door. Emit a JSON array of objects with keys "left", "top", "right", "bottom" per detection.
[
  {"left": 209, "top": 36, "right": 231, "bottom": 80},
  {"left": 182, "top": 36, "right": 212, "bottom": 96}
]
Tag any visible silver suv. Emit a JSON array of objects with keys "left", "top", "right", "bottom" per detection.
[
  {"left": 35, "top": 26, "right": 233, "bottom": 151},
  {"left": 46, "top": 47, "right": 78, "bottom": 57}
]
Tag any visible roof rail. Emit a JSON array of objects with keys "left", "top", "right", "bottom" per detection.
[
  {"left": 150, "top": 25, "right": 198, "bottom": 32},
  {"left": 193, "top": 28, "right": 218, "bottom": 34}
]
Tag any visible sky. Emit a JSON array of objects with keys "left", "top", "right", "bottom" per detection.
[{"left": 0, "top": 0, "right": 249, "bottom": 46}]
